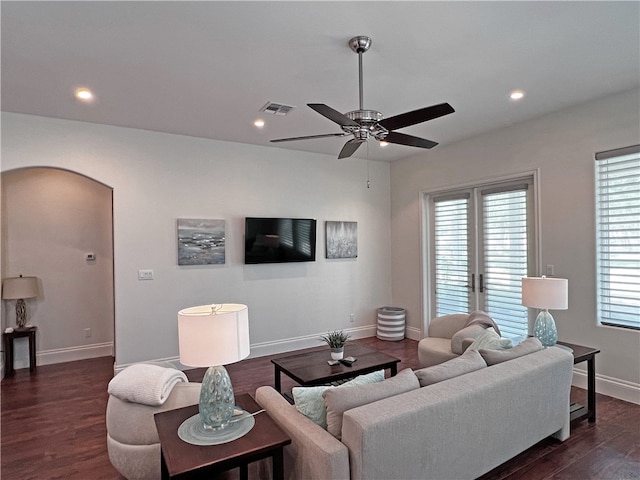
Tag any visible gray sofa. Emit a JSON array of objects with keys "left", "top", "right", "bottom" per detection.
[{"left": 255, "top": 345, "right": 574, "bottom": 480}]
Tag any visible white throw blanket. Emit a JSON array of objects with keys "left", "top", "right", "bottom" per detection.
[
  {"left": 108, "top": 363, "right": 188, "bottom": 406},
  {"left": 467, "top": 327, "right": 512, "bottom": 351}
]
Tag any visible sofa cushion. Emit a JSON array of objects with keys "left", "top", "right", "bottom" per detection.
[
  {"left": 479, "top": 337, "right": 544, "bottom": 365},
  {"left": 323, "top": 368, "right": 419, "bottom": 439},
  {"left": 292, "top": 370, "right": 384, "bottom": 428},
  {"left": 450, "top": 324, "right": 487, "bottom": 354},
  {"left": 414, "top": 348, "right": 487, "bottom": 387}
]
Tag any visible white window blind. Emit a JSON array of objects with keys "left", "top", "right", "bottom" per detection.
[
  {"left": 480, "top": 186, "right": 530, "bottom": 337},
  {"left": 433, "top": 194, "right": 470, "bottom": 316},
  {"left": 428, "top": 177, "right": 535, "bottom": 338},
  {"left": 595, "top": 145, "right": 640, "bottom": 330}
]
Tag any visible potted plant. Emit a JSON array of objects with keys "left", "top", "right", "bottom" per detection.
[{"left": 320, "top": 330, "right": 351, "bottom": 360}]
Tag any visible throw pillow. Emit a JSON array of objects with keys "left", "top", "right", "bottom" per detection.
[
  {"left": 479, "top": 337, "right": 544, "bottom": 366},
  {"left": 323, "top": 368, "right": 420, "bottom": 439},
  {"left": 292, "top": 369, "right": 384, "bottom": 428},
  {"left": 450, "top": 324, "right": 487, "bottom": 354},
  {"left": 414, "top": 349, "right": 487, "bottom": 387}
]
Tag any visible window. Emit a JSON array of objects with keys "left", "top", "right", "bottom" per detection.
[
  {"left": 595, "top": 145, "right": 640, "bottom": 330},
  {"left": 428, "top": 177, "right": 535, "bottom": 338},
  {"left": 433, "top": 194, "right": 470, "bottom": 315}
]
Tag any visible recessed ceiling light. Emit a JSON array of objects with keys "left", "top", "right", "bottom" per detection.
[
  {"left": 379, "top": 141, "right": 389, "bottom": 147},
  {"left": 510, "top": 90, "right": 525, "bottom": 101},
  {"left": 75, "top": 87, "right": 94, "bottom": 102},
  {"left": 254, "top": 119, "right": 265, "bottom": 128}
]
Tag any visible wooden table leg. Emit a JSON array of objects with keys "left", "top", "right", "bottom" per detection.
[
  {"left": 274, "top": 365, "right": 282, "bottom": 393},
  {"left": 239, "top": 463, "right": 249, "bottom": 480},
  {"left": 160, "top": 451, "right": 169, "bottom": 480},
  {"left": 272, "top": 447, "right": 285, "bottom": 480},
  {"left": 4, "top": 335, "right": 15, "bottom": 377},
  {"left": 28, "top": 330, "right": 37, "bottom": 373},
  {"left": 587, "top": 355, "right": 596, "bottom": 423}
]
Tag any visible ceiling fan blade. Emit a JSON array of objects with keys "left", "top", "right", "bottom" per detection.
[
  {"left": 270, "top": 133, "right": 348, "bottom": 143},
  {"left": 308, "top": 104, "right": 360, "bottom": 127},
  {"left": 378, "top": 103, "right": 454, "bottom": 131},
  {"left": 384, "top": 131, "right": 438, "bottom": 149},
  {"left": 338, "top": 139, "right": 364, "bottom": 159}
]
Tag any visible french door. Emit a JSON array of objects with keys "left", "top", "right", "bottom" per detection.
[{"left": 427, "top": 177, "right": 536, "bottom": 338}]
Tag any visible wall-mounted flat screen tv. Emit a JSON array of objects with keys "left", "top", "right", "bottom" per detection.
[{"left": 245, "top": 217, "right": 317, "bottom": 264}]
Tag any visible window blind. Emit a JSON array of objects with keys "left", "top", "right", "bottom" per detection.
[
  {"left": 433, "top": 195, "right": 470, "bottom": 316},
  {"left": 595, "top": 145, "right": 640, "bottom": 330},
  {"left": 481, "top": 187, "right": 529, "bottom": 337}
]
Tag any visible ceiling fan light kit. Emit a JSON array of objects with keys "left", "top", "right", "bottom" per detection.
[{"left": 270, "top": 36, "right": 455, "bottom": 159}]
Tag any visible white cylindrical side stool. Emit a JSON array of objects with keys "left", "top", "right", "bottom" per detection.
[{"left": 377, "top": 307, "right": 406, "bottom": 341}]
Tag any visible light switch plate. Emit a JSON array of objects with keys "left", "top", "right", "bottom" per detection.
[{"left": 138, "top": 269, "right": 154, "bottom": 280}]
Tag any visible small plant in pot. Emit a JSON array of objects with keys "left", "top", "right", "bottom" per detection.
[{"left": 320, "top": 330, "right": 351, "bottom": 360}]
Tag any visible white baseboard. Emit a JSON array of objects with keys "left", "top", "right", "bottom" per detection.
[
  {"left": 115, "top": 326, "right": 379, "bottom": 373},
  {"left": 109, "top": 327, "right": 640, "bottom": 407},
  {"left": 572, "top": 367, "right": 640, "bottom": 405},
  {"left": 405, "top": 326, "right": 422, "bottom": 341},
  {"left": 249, "top": 325, "right": 378, "bottom": 358},
  {"left": 30, "top": 342, "right": 114, "bottom": 368}
]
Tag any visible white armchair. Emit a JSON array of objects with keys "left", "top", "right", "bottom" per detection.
[
  {"left": 106, "top": 366, "right": 201, "bottom": 480},
  {"left": 417, "top": 314, "right": 469, "bottom": 367}
]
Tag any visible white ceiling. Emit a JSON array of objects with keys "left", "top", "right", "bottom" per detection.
[{"left": 2, "top": 1, "right": 639, "bottom": 162}]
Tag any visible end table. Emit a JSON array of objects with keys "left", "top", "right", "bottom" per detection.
[
  {"left": 154, "top": 393, "right": 291, "bottom": 480},
  {"left": 3, "top": 326, "right": 37, "bottom": 377},
  {"left": 557, "top": 341, "right": 600, "bottom": 423}
]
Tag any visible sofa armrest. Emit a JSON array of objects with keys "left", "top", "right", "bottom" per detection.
[{"left": 255, "top": 386, "right": 350, "bottom": 480}]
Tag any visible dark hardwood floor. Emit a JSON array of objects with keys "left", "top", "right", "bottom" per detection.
[{"left": 1, "top": 337, "right": 638, "bottom": 479}]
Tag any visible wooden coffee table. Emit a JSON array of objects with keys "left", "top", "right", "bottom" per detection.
[
  {"left": 271, "top": 344, "right": 401, "bottom": 399},
  {"left": 154, "top": 393, "right": 291, "bottom": 480}
]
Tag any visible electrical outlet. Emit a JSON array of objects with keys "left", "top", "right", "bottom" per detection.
[
  {"left": 84, "top": 328, "right": 92, "bottom": 338},
  {"left": 138, "top": 269, "right": 154, "bottom": 280},
  {"left": 350, "top": 313, "right": 355, "bottom": 323},
  {"left": 545, "top": 265, "right": 555, "bottom": 276}
]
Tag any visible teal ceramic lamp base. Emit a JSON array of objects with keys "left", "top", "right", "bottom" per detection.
[
  {"left": 199, "top": 365, "right": 235, "bottom": 429},
  {"left": 533, "top": 309, "right": 558, "bottom": 347},
  {"left": 178, "top": 365, "right": 257, "bottom": 446}
]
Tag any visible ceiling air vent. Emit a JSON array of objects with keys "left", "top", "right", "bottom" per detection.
[{"left": 260, "top": 102, "right": 295, "bottom": 116}]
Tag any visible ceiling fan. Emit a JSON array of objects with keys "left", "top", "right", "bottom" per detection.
[{"left": 270, "top": 36, "right": 455, "bottom": 159}]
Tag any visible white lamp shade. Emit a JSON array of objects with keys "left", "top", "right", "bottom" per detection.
[
  {"left": 521, "top": 277, "right": 568, "bottom": 310},
  {"left": 178, "top": 303, "right": 250, "bottom": 367},
  {"left": 2, "top": 276, "right": 39, "bottom": 300}
]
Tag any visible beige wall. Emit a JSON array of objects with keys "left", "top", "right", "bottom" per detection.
[
  {"left": 391, "top": 88, "right": 640, "bottom": 401},
  {"left": 1, "top": 113, "right": 392, "bottom": 368},
  {"left": 1, "top": 168, "right": 114, "bottom": 367}
]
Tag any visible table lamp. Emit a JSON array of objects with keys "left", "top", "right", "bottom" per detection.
[
  {"left": 2, "top": 275, "right": 39, "bottom": 328},
  {"left": 521, "top": 276, "right": 568, "bottom": 347},
  {"left": 178, "top": 303, "right": 250, "bottom": 431}
]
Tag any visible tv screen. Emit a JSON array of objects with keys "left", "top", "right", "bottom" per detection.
[{"left": 245, "top": 217, "right": 317, "bottom": 264}]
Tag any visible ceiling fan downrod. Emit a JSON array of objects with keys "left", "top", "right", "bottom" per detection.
[
  {"left": 349, "top": 36, "right": 371, "bottom": 111},
  {"left": 346, "top": 36, "right": 386, "bottom": 142}
]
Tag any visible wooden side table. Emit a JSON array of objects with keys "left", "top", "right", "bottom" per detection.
[
  {"left": 154, "top": 393, "right": 291, "bottom": 480},
  {"left": 3, "top": 326, "right": 37, "bottom": 377},
  {"left": 557, "top": 341, "right": 600, "bottom": 423}
]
